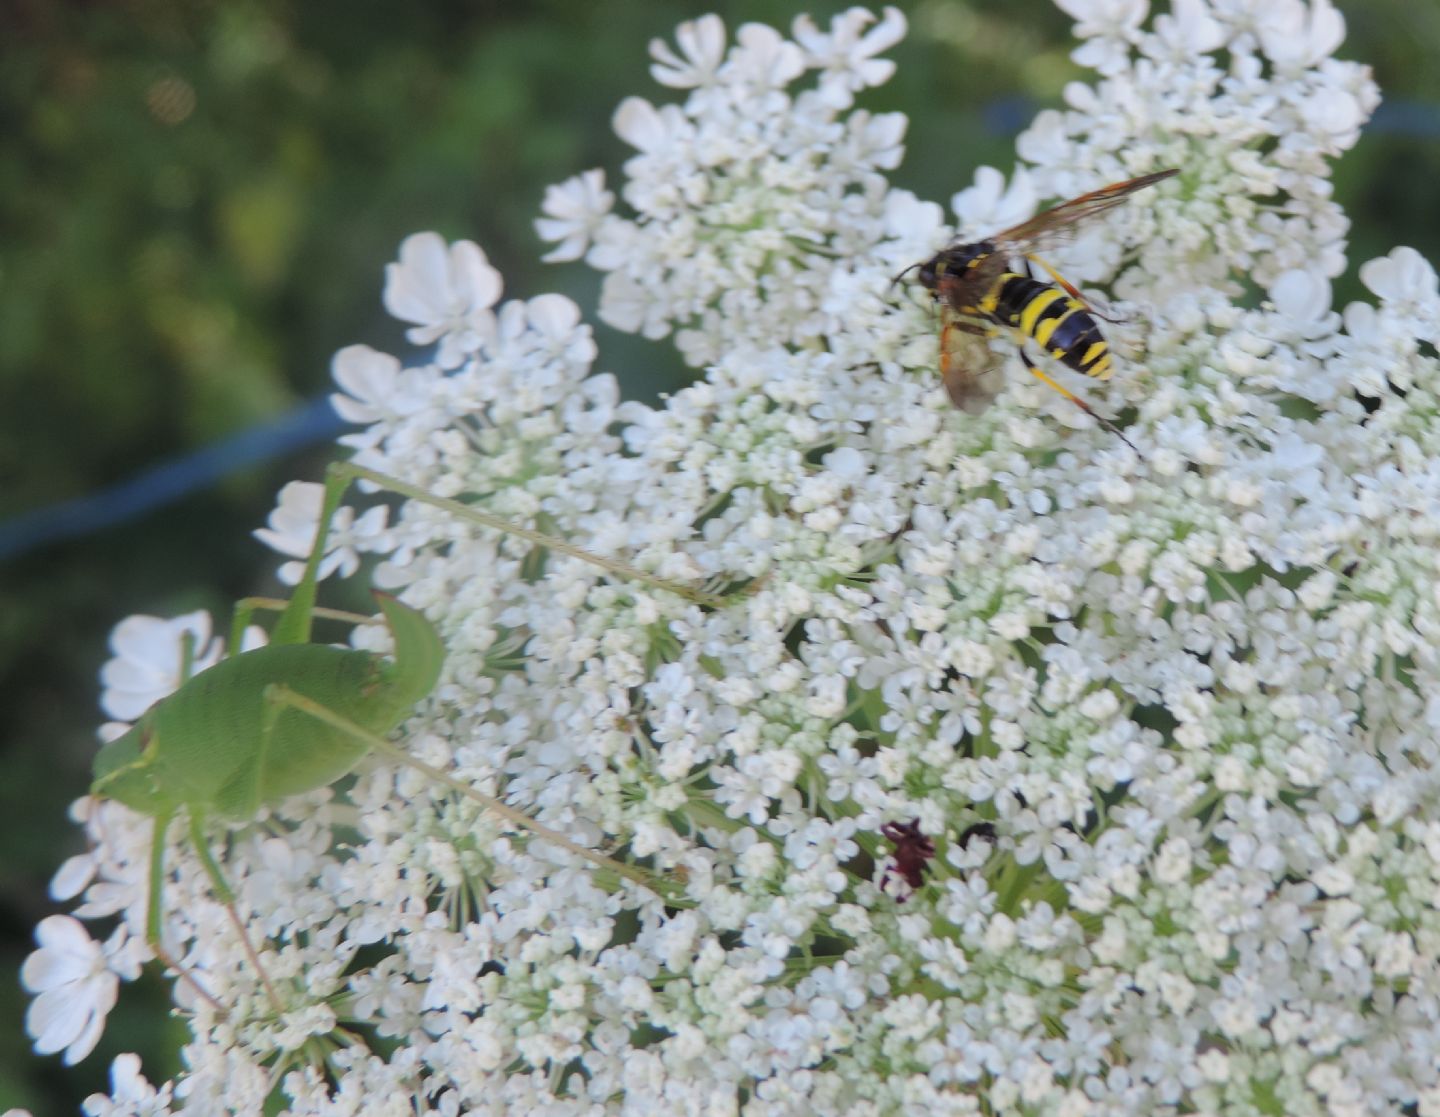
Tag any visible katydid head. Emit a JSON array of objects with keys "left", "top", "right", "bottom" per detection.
[{"left": 91, "top": 719, "right": 171, "bottom": 815}]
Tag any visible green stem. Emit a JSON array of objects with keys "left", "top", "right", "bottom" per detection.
[{"left": 335, "top": 462, "right": 729, "bottom": 609}]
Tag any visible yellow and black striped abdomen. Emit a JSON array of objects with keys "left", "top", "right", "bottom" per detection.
[{"left": 978, "top": 273, "right": 1113, "bottom": 381}]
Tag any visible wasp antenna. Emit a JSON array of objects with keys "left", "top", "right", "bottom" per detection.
[{"left": 890, "top": 261, "right": 922, "bottom": 289}]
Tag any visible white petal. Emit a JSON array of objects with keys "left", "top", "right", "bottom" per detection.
[
  {"left": 21, "top": 918, "right": 98, "bottom": 991},
  {"left": 613, "top": 97, "right": 667, "bottom": 152},
  {"left": 527, "top": 293, "right": 582, "bottom": 341},
  {"left": 105, "top": 1053, "right": 157, "bottom": 1102},
  {"left": 27, "top": 987, "right": 87, "bottom": 1054},
  {"left": 109, "top": 612, "right": 210, "bottom": 668},
  {"left": 382, "top": 231, "right": 451, "bottom": 325},
  {"left": 60, "top": 997, "right": 110, "bottom": 1065},
  {"left": 253, "top": 480, "right": 325, "bottom": 560},
  {"left": 1361, "top": 246, "right": 1437, "bottom": 303},
  {"left": 537, "top": 229, "right": 586, "bottom": 263},
  {"left": 50, "top": 854, "right": 97, "bottom": 902},
  {"left": 729, "top": 23, "right": 806, "bottom": 88},
  {"left": 447, "top": 240, "right": 503, "bottom": 311},
  {"left": 883, "top": 189, "right": 945, "bottom": 243},
  {"left": 649, "top": 14, "right": 726, "bottom": 88},
  {"left": 1270, "top": 270, "right": 1331, "bottom": 321},
  {"left": 952, "top": 165, "right": 1036, "bottom": 233},
  {"left": 330, "top": 344, "right": 402, "bottom": 422}
]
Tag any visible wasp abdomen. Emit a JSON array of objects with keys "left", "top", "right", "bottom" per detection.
[{"left": 982, "top": 273, "right": 1113, "bottom": 382}]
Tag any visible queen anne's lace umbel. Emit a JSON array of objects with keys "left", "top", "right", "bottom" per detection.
[{"left": 26, "top": 3, "right": 1440, "bottom": 1115}]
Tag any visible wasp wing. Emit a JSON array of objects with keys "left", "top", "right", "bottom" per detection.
[
  {"left": 983, "top": 168, "right": 1177, "bottom": 258},
  {"left": 939, "top": 309, "right": 1006, "bottom": 414}
]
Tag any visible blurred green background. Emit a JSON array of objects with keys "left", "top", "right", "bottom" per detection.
[{"left": 2, "top": 0, "right": 1436, "bottom": 1109}]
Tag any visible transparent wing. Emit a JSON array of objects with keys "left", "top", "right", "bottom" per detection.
[
  {"left": 940, "top": 310, "right": 1006, "bottom": 414},
  {"left": 983, "top": 168, "right": 1178, "bottom": 258}
]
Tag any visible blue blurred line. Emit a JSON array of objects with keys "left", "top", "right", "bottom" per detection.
[
  {"left": 0, "top": 396, "right": 346, "bottom": 563},
  {"left": 1370, "top": 100, "right": 1440, "bottom": 139},
  {"left": 981, "top": 96, "right": 1035, "bottom": 136}
]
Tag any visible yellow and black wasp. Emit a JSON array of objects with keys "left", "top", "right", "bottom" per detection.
[{"left": 897, "top": 168, "right": 1178, "bottom": 450}]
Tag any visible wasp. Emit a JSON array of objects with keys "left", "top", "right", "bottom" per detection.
[{"left": 897, "top": 168, "right": 1178, "bottom": 450}]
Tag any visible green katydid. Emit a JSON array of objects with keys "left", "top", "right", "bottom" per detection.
[{"left": 89, "top": 460, "right": 719, "bottom": 1011}]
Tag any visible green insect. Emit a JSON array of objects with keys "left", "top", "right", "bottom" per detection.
[{"left": 89, "top": 460, "right": 715, "bottom": 1011}]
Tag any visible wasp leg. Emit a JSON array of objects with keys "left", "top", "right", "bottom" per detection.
[
  {"left": 1016, "top": 344, "right": 1138, "bottom": 454},
  {"left": 1023, "top": 253, "right": 1124, "bottom": 323}
]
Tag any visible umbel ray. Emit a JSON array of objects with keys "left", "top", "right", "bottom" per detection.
[{"left": 89, "top": 459, "right": 731, "bottom": 1015}]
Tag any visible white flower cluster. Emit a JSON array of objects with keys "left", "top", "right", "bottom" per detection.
[
  {"left": 26, "top": 2, "right": 1440, "bottom": 1115},
  {"left": 539, "top": 7, "right": 907, "bottom": 369}
]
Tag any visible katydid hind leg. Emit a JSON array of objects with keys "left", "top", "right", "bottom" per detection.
[
  {"left": 264, "top": 682, "right": 671, "bottom": 893},
  {"left": 186, "top": 808, "right": 283, "bottom": 1011}
]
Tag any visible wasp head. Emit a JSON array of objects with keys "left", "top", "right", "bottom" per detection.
[{"left": 893, "top": 239, "right": 994, "bottom": 294}]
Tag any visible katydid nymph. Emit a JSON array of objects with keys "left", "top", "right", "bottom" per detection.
[{"left": 89, "top": 460, "right": 718, "bottom": 1013}]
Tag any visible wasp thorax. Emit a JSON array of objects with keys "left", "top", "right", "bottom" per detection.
[
  {"left": 916, "top": 240, "right": 994, "bottom": 291},
  {"left": 946, "top": 240, "right": 994, "bottom": 270}
]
